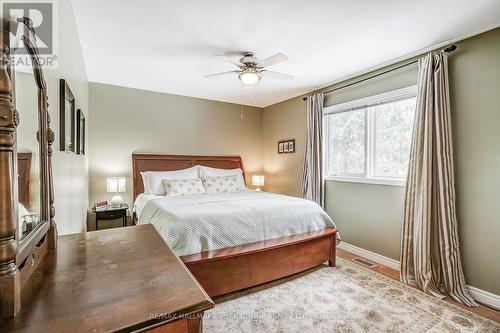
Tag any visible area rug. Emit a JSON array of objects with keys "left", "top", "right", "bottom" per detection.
[{"left": 204, "top": 258, "right": 499, "bottom": 332}]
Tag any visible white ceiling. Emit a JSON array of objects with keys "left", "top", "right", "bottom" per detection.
[{"left": 71, "top": 0, "right": 500, "bottom": 107}]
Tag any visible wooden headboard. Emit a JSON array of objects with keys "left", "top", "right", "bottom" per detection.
[
  {"left": 17, "top": 152, "right": 32, "bottom": 209},
  {"left": 132, "top": 154, "right": 245, "bottom": 201}
]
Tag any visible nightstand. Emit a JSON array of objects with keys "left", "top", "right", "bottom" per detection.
[{"left": 92, "top": 204, "right": 129, "bottom": 230}]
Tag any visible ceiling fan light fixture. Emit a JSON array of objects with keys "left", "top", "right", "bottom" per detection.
[
  {"left": 238, "top": 69, "right": 261, "bottom": 85},
  {"left": 209, "top": 51, "right": 292, "bottom": 84}
]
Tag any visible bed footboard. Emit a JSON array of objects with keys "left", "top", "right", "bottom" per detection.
[{"left": 181, "top": 228, "right": 337, "bottom": 297}]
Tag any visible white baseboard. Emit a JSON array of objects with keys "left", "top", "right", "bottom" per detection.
[
  {"left": 338, "top": 241, "right": 500, "bottom": 310},
  {"left": 337, "top": 241, "right": 400, "bottom": 271},
  {"left": 466, "top": 286, "right": 500, "bottom": 310}
]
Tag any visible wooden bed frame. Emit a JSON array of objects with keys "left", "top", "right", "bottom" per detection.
[{"left": 132, "top": 153, "right": 337, "bottom": 297}]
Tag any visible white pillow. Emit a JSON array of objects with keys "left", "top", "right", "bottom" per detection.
[
  {"left": 162, "top": 178, "right": 206, "bottom": 197},
  {"left": 202, "top": 175, "right": 246, "bottom": 194},
  {"left": 197, "top": 165, "right": 246, "bottom": 189},
  {"left": 141, "top": 166, "right": 198, "bottom": 195},
  {"left": 141, "top": 173, "right": 150, "bottom": 194}
]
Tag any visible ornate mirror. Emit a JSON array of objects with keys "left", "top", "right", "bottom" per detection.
[
  {"left": 0, "top": 17, "right": 56, "bottom": 318},
  {"left": 15, "top": 65, "right": 41, "bottom": 241}
]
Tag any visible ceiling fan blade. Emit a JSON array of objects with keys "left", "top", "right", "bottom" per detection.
[
  {"left": 223, "top": 51, "right": 246, "bottom": 58},
  {"left": 257, "top": 53, "right": 288, "bottom": 68},
  {"left": 214, "top": 55, "right": 244, "bottom": 67},
  {"left": 261, "top": 70, "right": 294, "bottom": 81},
  {"left": 205, "top": 70, "right": 240, "bottom": 78}
]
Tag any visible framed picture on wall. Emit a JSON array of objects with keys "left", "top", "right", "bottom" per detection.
[
  {"left": 278, "top": 139, "right": 296, "bottom": 154},
  {"left": 76, "top": 109, "right": 85, "bottom": 155},
  {"left": 59, "top": 79, "right": 75, "bottom": 152}
]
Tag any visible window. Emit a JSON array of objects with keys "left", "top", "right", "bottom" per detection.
[{"left": 324, "top": 86, "right": 416, "bottom": 186}]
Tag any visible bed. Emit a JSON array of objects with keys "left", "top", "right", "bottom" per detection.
[{"left": 132, "top": 154, "right": 338, "bottom": 297}]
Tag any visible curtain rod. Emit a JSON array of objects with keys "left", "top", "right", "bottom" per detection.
[{"left": 302, "top": 44, "right": 457, "bottom": 101}]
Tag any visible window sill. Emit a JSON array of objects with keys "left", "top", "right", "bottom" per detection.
[{"left": 324, "top": 176, "right": 406, "bottom": 187}]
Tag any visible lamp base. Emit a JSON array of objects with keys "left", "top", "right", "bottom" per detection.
[{"left": 111, "top": 195, "right": 124, "bottom": 207}]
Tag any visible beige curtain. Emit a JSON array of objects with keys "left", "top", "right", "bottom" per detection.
[
  {"left": 400, "top": 52, "right": 477, "bottom": 306},
  {"left": 302, "top": 93, "right": 324, "bottom": 206}
]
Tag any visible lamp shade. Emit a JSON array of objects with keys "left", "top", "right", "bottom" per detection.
[
  {"left": 239, "top": 70, "right": 261, "bottom": 85},
  {"left": 107, "top": 177, "right": 126, "bottom": 193},
  {"left": 251, "top": 175, "right": 265, "bottom": 187}
]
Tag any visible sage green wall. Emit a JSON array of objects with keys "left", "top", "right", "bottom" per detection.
[
  {"left": 262, "top": 27, "right": 500, "bottom": 295},
  {"left": 449, "top": 28, "right": 500, "bottom": 295},
  {"left": 263, "top": 96, "right": 306, "bottom": 197},
  {"left": 89, "top": 83, "right": 263, "bottom": 208}
]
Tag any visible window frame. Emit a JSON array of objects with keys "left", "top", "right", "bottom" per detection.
[{"left": 323, "top": 85, "right": 417, "bottom": 187}]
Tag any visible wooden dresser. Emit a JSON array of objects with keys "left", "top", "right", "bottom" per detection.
[{"left": 0, "top": 225, "right": 214, "bottom": 332}]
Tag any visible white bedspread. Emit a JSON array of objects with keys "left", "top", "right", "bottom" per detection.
[{"left": 136, "top": 191, "right": 336, "bottom": 257}]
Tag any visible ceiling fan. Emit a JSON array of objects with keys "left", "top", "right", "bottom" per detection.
[{"left": 205, "top": 51, "right": 293, "bottom": 85}]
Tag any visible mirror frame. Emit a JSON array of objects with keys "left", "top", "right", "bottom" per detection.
[{"left": 0, "top": 17, "right": 57, "bottom": 318}]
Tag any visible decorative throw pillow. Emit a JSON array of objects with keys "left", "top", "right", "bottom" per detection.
[
  {"left": 202, "top": 175, "right": 246, "bottom": 194},
  {"left": 197, "top": 166, "right": 246, "bottom": 189},
  {"left": 162, "top": 178, "right": 206, "bottom": 197}
]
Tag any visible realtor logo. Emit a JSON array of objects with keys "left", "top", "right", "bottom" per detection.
[{"left": 1, "top": 0, "right": 57, "bottom": 68}]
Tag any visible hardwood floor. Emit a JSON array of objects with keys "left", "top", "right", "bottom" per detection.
[{"left": 337, "top": 249, "right": 500, "bottom": 323}]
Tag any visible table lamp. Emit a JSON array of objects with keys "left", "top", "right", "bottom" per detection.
[
  {"left": 251, "top": 175, "right": 265, "bottom": 191},
  {"left": 107, "top": 177, "right": 126, "bottom": 207}
]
